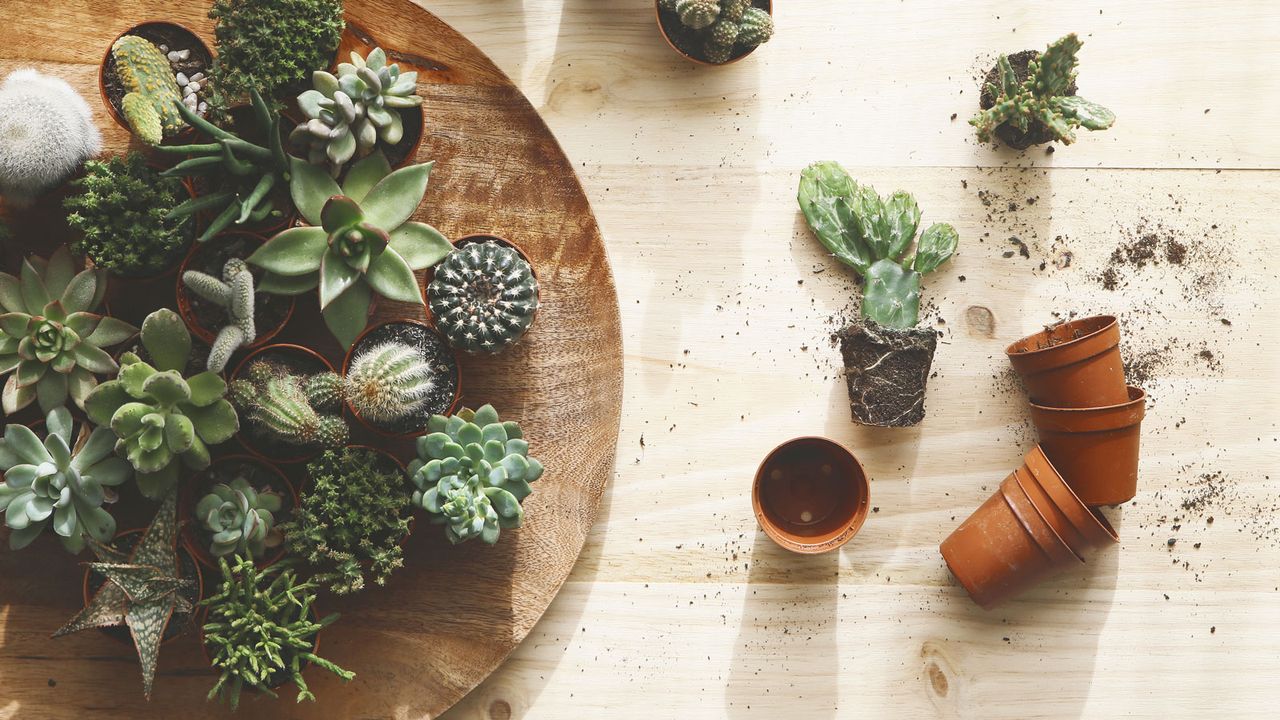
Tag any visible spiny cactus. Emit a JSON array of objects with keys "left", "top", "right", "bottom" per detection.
[
  {"left": 0, "top": 68, "right": 102, "bottom": 208},
  {"left": 111, "top": 35, "right": 185, "bottom": 145},
  {"left": 798, "top": 162, "right": 958, "bottom": 329},
  {"left": 428, "top": 241, "right": 539, "bottom": 354},
  {"left": 182, "top": 259, "right": 256, "bottom": 373},
  {"left": 83, "top": 309, "right": 239, "bottom": 499},
  {"left": 195, "top": 474, "right": 284, "bottom": 559},
  {"left": 344, "top": 340, "right": 434, "bottom": 425},
  {"left": 293, "top": 47, "right": 424, "bottom": 177},
  {"left": 229, "top": 360, "right": 347, "bottom": 449},
  {"left": 660, "top": 0, "right": 774, "bottom": 64},
  {"left": 971, "top": 33, "right": 1115, "bottom": 147},
  {"left": 408, "top": 405, "right": 544, "bottom": 545}
]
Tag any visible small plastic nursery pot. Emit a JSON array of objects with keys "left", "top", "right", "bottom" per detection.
[
  {"left": 1005, "top": 315, "right": 1128, "bottom": 409},
  {"left": 1020, "top": 445, "right": 1120, "bottom": 551},
  {"left": 230, "top": 343, "right": 337, "bottom": 464},
  {"left": 654, "top": 0, "right": 773, "bottom": 66},
  {"left": 98, "top": 22, "right": 211, "bottom": 142},
  {"left": 341, "top": 319, "right": 462, "bottom": 438},
  {"left": 1029, "top": 387, "right": 1147, "bottom": 507},
  {"left": 82, "top": 528, "right": 204, "bottom": 646},
  {"left": 752, "top": 436, "right": 869, "bottom": 554},
  {"left": 1000, "top": 472, "right": 1081, "bottom": 567},
  {"left": 179, "top": 455, "right": 298, "bottom": 571},
  {"left": 424, "top": 233, "right": 543, "bottom": 335},
  {"left": 175, "top": 231, "right": 295, "bottom": 350}
]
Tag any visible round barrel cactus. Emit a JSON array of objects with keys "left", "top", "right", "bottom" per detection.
[{"left": 428, "top": 241, "right": 539, "bottom": 354}]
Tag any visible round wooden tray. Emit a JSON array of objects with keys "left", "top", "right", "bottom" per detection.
[{"left": 0, "top": 1, "right": 622, "bottom": 717}]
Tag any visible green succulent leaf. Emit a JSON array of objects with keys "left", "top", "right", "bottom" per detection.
[
  {"left": 249, "top": 227, "right": 329, "bottom": 276},
  {"left": 341, "top": 151, "right": 392, "bottom": 204},
  {"left": 883, "top": 191, "right": 922, "bottom": 261},
  {"left": 797, "top": 162, "right": 872, "bottom": 276},
  {"left": 359, "top": 162, "right": 433, "bottom": 232},
  {"left": 288, "top": 157, "right": 343, "bottom": 226},
  {"left": 388, "top": 222, "right": 451, "bottom": 270},
  {"left": 140, "top": 310, "right": 190, "bottom": 373},
  {"left": 320, "top": 196, "right": 363, "bottom": 234},
  {"left": 913, "top": 223, "right": 960, "bottom": 274},
  {"left": 365, "top": 248, "right": 422, "bottom": 304},
  {"left": 1050, "top": 95, "right": 1116, "bottom": 131},
  {"left": 321, "top": 282, "right": 373, "bottom": 349}
]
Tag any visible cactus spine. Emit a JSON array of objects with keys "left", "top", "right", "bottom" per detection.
[
  {"left": 344, "top": 341, "right": 434, "bottom": 424},
  {"left": 182, "top": 259, "right": 256, "bottom": 373},
  {"left": 428, "top": 242, "right": 539, "bottom": 354},
  {"left": 661, "top": 0, "right": 774, "bottom": 64},
  {"left": 229, "top": 362, "right": 347, "bottom": 448},
  {"left": 0, "top": 68, "right": 102, "bottom": 208},
  {"left": 111, "top": 35, "right": 185, "bottom": 145}
]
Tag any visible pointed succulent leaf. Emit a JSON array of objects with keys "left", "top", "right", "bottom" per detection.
[
  {"left": 289, "top": 157, "right": 343, "bottom": 226},
  {"left": 341, "top": 151, "right": 392, "bottom": 203},
  {"left": 359, "top": 162, "right": 433, "bottom": 232},
  {"left": 321, "top": 281, "right": 373, "bottom": 348},
  {"left": 365, "top": 248, "right": 422, "bottom": 304},
  {"left": 83, "top": 316, "right": 138, "bottom": 348},
  {"left": 321, "top": 196, "right": 364, "bottom": 234},
  {"left": 883, "top": 191, "right": 922, "bottom": 261},
  {"left": 388, "top": 222, "right": 451, "bottom": 270},
  {"left": 319, "top": 248, "right": 361, "bottom": 309},
  {"left": 248, "top": 227, "right": 329, "bottom": 276}
]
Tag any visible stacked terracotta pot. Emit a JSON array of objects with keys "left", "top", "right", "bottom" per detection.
[{"left": 941, "top": 316, "right": 1146, "bottom": 609}]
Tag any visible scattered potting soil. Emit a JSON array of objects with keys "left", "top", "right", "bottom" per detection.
[
  {"left": 836, "top": 322, "right": 937, "bottom": 427},
  {"left": 102, "top": 23, "right": 211, "bottom": 135},
  {"left": 181, "top": 234, "right": 292, "bottom": 343},
  {"left": 349, "top": 322, "right": 459, "bottom": 434},
  {"left": 978, "top": 50, "right": 1077, "bottom": 149},
  {"left": 86, "top": 532, "right": 201, "bottom": 645}
]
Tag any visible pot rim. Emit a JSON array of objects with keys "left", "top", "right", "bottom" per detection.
[
  {"left": 1005, "top": 315, "right": 1119, "bottom": 374},
  {"left": 97, "top": 20, "right": 211, "bottom": 143},
  {"left": 751, "top": 435, "right": 869, "bottom": 554},
  {"left": 1012, "top": 464, "right": 1088, "bottom": 554},
  {"left": 175, "top": 231, "right": 294, "bottom": 352},
  {"left": 179, "top": 454, "right": 299, "bottom": 571},
  {"left": 1030, "top": 385, "right": 1147, "bottom": 433},
  {"left": 229, "top": 343, "right": 339, "bottom": 464},
  {"left": 340, "top": 318, "right": 464, "bottom": 438},
  {"left": 1023, "top": 445, "right": 1119, "bottom": 544},
  {"left": 653, "top": 0, "right": 774, "bottom": 67},
  {"left": 1001, "top": 471, "right": 1083, "bottom": 565}
]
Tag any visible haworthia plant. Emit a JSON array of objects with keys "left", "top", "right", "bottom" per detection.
[{"left": 797, "top": 161, "right": 958, "bottom": 329}]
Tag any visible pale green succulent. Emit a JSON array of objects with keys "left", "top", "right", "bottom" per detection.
[
  {"left": 196, "top": 474, "right": 285, "bottom": 559},
  {"left": 181, "top": 258, "right": 256, "bottom": 373},
  {"left": 0, "top": 406, "right": 132, "bottom": 552},
  {"left": 84, "top": 309, "right": 239, "bottom": 499}
]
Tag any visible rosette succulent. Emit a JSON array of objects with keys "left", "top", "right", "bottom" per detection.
[
  {"left": 196, "top": 474, "right": 285, "bottom": 559},
  {"left": 429, "top": 240, "right": 539, "bottom": 353},
  {"left": 0, "top": 246, "right": 138, "bottom": 414},
  {"left": 84, "top": 309, "right": 239, "bottom": 499},
  {"left": 250, "top": 151, "right": 451, "bottom": 347},
  {"left": 0, "top": 407, "right": 131, "bottom": 552},
  {"left": 408, "top": 404, "right": 544, "bottom": 545}
]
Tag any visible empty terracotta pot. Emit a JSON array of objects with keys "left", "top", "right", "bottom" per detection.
[
  {"left": 1001, "top": 473, "right": 1081, "bottom": 567},
  {"left": 752, "top": 437, "right": 869, "bottom": 554},
  {"left": 1021, "top": 445, "right": 1120, "bottom": 549},
  {"left": 1030, "top": 386, "right": 1146, "bottom": 506},
  {"left": 1012, "top": 464, "right": 1087, "bottom": 553},
  {"left": 1006, "top": 315, "right": 1127, "bottom": 408}
]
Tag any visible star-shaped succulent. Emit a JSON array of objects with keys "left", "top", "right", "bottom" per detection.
[{"left": 52, "top": 490, "right": 193, "bottom": 699}]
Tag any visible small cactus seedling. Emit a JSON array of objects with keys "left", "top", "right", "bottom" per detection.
[
  {"left": 229, "top": 361, "right": 348, "bottom": 449},
  {"left": 428, "top": 241, "right": 539, "bottom": 354},
  {"left": 971, "top": 33, "right": 1115, "bottom": 148},
  {"left": 110, "top": 35, "right": 185, "bottom": 145},
  {"left": 182, "top": 259, "right": 257, "bottom": 373},
  {"left": 344, "top": 340, "right": 434, "bottom": 425},
  {"left": 0, "top": 68, "right": 102, "bottom": 208},
  {"left": 658, "top": 0, "right": 774, "bottom": 65}
]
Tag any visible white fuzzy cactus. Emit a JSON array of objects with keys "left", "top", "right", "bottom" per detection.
[{"left": 0, "top": 68, "right": 101, "bottom": 207}]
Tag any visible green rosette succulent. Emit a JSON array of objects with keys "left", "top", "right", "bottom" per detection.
[
  {"left": 196, "top": 475, "right": 284, "bottom": 559},
  {"left": 408, "top": 404, "right": 544, "bottom": 545},
  {"left": 0, "top": 406, "right": 132, "bottom": 551},
  {"left": 249, "top": 151, "right": 451, "bottom": 347},
  {"left": 84, "top": 309, "right": 239, "bottom": 499},
  {"left": 0, "top": 246, "right": 138, "bottom": 414}
]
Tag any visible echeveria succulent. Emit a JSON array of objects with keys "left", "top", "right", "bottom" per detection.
[
  {"left": 0, "top": 246, "right": 138, "bottom": 414},
  {"left": 0, "top": 406, "right": 131, "bottom": 551},
  {"left": 196, "top": 474, "right": 284, "bottom": 559},
  {"left": 408, "top": 404, "right": 543, "bottom": 545},
  {"left": 250, "top": 151, "right": 451, "bottom": 347},
  {"left": 84, "top": 309, "right": 239, "bottom": 499}
]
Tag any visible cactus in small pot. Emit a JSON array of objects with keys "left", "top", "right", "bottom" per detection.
[
  {"left": 657, "top": 0, "right": 774, "bottom": 65},
  {"left": 195, "top": 474, "right": 285, "bottom": 559},
  {"left": 0, "top": 246, "right": 138, "bottom": 415},
  {"left": 83, "top": 309, "right": 239, "bottom": 499},
  {"left": 972, "top": 33, "right": 1115, "bottom": 150},
  {"left": 429, "top": 241, "right": 539, "bottom": 354},
  {"left": 798, "top": 162, "right": 959, "bottom": 427},
  {"left": 0, "top": 68, "right": 102, "bottom": 208},
  {"left": 0, "top": 407, "right": 132, "bottom": 552},
  {"left": 181, "top": 259, "right": 256, "bottom": 373},
  {"left": 110, "top": 35, "right": 185, "bottom": 145},
  {"left": 408, "top": 405, "right": 544, "bottom": 545},
  {"left": 228, "top": 360, "right": 348, "bottom": 449},
  {"left": 343, "top": 340, "right": 434, "bottom": 425}
]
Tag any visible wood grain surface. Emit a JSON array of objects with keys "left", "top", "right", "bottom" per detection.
[{"left": 0, "top": 0, "right": 621, "bottom": 718}]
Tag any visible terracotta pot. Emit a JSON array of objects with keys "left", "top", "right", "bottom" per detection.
[
  {"left": 179, "top": 455, "right": 298, "bottom": 571},
  {"left": 98, "top": 21, "right": 210, "bottom": 144},
  {"left": 1029, "top": 386, "right": 1146, "bottom": 506},
  {"left": 174, "top": 231, "right": 295, "bottom": 352},
  {"left": 82, "top": 528, "right": 204, "bottom": 646},
  {"left": 230, "top": 343, "right": 338, "bottom": 464},
  {"left": 752, "top": 436, "right": 869, "bottom": 554},
  {"left": 1005, "top": 315, "right": 1127, "bottom": 408},
  {"left": 1021, "top": 445, "right": 1120, "bottom": 550},
  {"left": 655, "top": 0, "right": 773, "bottom": 66},
  {"left": 341, "top": 319, "right": 463, "bottom": 438},
  {"left": 1000, "top": 471, "right": 1081, "bottom": 567},
  {"left": 1012, "top": 464, "right": 1087, "bottom": 554},
  {"left": 425, "top": 233, "right": 542, "bottom": 336}
]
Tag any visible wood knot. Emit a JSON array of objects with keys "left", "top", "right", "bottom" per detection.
[
  {"left": 927, "top": 661, "right": 949, "bottom": 697},
  {"left": 965, "top": 305, "right": 996, "bottom": 338},
  {"left": 488, "top": 699, "right": 513, "bottom": 720}
]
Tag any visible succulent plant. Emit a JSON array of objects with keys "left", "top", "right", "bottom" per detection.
[
  {"left": 0, "top": 68, "right": 102, "bottom": 208},
  {"left": 153, "top": 87, "right": 292, "bottom": 241},
  {"left": 659, "top": 0, "right": 774, "bottom": 65},
  {"left": 293, "top": 47, "right": 424, "bottom": 176},
  {"left": 0, "top": 246, "right": 138, "bottom": 415},
  {"left": 797, "top": 162, "right": 958, "bottom": 329},
  {"left": 84, "top": 309, "right": 239, "bottom": 499},
  {"left": 182, "top": 259, "right": 256, "bottom": 373},
  {"left": 196, "top": 473, "right": 285, "bottom": 559},
  {"left": 53, "top": 491, "right": 195, "bottom": 700},
  {"left": 250, "top": 151, "right": 451, "bottom": 347},
  {"left": 110, "top": 35, "right": 185, "bottom": 144},
  {"left": 971, "top": 33, "right": 1115, "bottom": 147},
  {"left": 201, "top": 557, "right": 353, "bottom": 710},
  {"left": 429, "top": 241, "right": 539, "bottom": 354},
  {"left": 408, "top": 405, "right": 543, "bottom": 545},
  {"left": 343, "top": 340, "right": 434, "bottom": 425},
  {"left": 282, "top": 447, "right": 412, "bottom": 594},
  {"left": 0, "top": 407, "right": 131, "bottom": 552},
  {"left": 229, "top": 360, "right": 348, "bottom": 448}
]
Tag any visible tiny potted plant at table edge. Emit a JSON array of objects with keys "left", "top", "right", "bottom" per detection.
[
  {"left": 797, "top": 161, "right": 959, "bottom": 427},
  {"left": 0, "top": 68, "right": 100, "bottom": 208},
  {"left": 971, "top": 33, "right": 1115, "bottom": 150},
  {"left": 656, "top": 0, "right": 774, "bottom": 65}
]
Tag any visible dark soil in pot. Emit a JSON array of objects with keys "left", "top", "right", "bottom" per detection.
[
  {"left": 85, "top": 530, "right": 202, "bottom": 645},
  {"left": 837, "top": 321, "right": 938, "bottom": 427},
  {"left": 657, "top": 0, "right": 772, "bottom": 65},
  {"left": 346, "top": 322, "right": 460, "bottom": 435},
  {"left": 233, "top": 346, "right": 334, "bottom": 462},
  {"left": 979, "top": 49, "right": 1078, "bottom": 150},
  {"left": 178, "top": 233, "right": 293, "bottom": 346},
  {"left": 102, "top": 23, "right": 211, "bottom": 139}
]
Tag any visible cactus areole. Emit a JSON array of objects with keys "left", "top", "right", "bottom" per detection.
[{"left": 798, "top": 162, "right": 959, "bottom": 427}]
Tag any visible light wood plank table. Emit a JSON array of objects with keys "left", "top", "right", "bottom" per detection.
[{"left": 431, "top": 1, "right": 1279, "bottom": 718}]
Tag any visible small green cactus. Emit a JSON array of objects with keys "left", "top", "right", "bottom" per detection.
[
  {"left": 344, "top": 340, "right": 434, "bottom": 425},
  {"left": 195, "top": 473, "right": 285, "bottom": 559},
  {"left": 428, "top": 241, "right": 539, "bottom": 354},
  {"left": 229, "top": 361, "right": 347, "bottom": 449},
  {"left": 181, "top": 259, "right": 256, "bottom": 373},
  {"left": 660, "top": 0, "right": 774, "bottom": 64},
  {"left": 677, "top": 0, "right": 720, "bottom": 29},
  {"left": 797, "top": 162, "right": 958, "bottom": 329},
  {"left": 971, "top": 33, "right": 1115, "bottom": 147},
  {"left": 111, "top": 35, "right": 185, "bottom": 145}
]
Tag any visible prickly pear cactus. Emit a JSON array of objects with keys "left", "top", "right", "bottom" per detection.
[
  {"left": 428, "top": 241, "right": 539, "bottom": 354},
  {"left": 111, "top": 35, "right": 184, "bottom": 145}
]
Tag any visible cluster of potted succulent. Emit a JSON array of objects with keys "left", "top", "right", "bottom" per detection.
[{"left": 0, "top": 0, "right": 549, "bottom": 709}]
